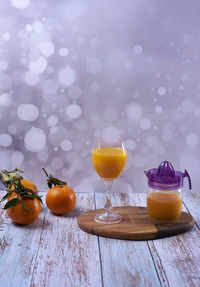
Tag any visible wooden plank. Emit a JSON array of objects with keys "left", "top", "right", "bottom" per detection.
[
  {"left": 183, "top": 192, "right": 200, "bottom": 229},
  {"left": 0, "top": 192, "right": 46, "bottom": 287},
  {"left": 31, "top": 193, "right": 102, "bottom": 287},
  {"left": 95, "top": 192, "right": 161, "bottom": 287},
  {"left": 128, "top": 193, "right": 200, "bottom": 287}
]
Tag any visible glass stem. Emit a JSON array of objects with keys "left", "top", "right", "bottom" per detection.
[{"left": 104, "top": 180, "right": 113, "bottom": 214}]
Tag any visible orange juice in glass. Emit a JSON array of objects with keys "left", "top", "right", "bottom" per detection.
[{"left": 92, "top": 139, "right": 127, "bottom": 224}]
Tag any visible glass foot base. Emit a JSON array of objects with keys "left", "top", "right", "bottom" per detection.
[{"left": 95, "top": 212, "right": 122, "bottom": 224}]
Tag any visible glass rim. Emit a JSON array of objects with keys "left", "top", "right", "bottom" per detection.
[{"left": 94, "top": 138, "right": 125, "bottom": 145}]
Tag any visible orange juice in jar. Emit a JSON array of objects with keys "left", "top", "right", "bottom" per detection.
[{"left": 145, "top": 161, "right": 192, "bottom": 221}]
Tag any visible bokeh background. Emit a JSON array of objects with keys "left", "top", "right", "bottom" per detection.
[{"left": 0, "top": 0, "right": 199, "bottom": 193}]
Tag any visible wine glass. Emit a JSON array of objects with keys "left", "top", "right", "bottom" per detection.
[{"left": 92, "top": 138, "right": 127, "bottom": 224}]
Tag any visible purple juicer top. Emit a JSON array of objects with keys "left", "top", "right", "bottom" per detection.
[{"left": 145, "top": 161, "right": 192, "bottom": 190}]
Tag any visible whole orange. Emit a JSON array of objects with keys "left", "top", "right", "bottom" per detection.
[
  {"left": 46, "top": 185, "right": 76, "bottom": 215},
  {"left": 6, "top": 195, "right": 41, "bottom": 225}
]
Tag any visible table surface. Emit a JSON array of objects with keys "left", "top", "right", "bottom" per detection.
[{"left": 0, "top": 191, "right": 199, "bottom": 287}]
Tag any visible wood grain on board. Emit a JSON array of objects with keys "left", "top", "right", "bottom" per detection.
[{"left": 78, "top": 206, "right": 194, "bottom": 240}]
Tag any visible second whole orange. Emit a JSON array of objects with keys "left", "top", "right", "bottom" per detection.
[
  {"left": 43, "top": 168, "right": 76, "bottom": 215},
  {"left": 46, "top": 185, "right": 76, "bottom": 215}
]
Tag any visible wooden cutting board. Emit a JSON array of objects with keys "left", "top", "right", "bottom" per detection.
[{"left": 77, "top": 206, "right": 194, "bottom": 240}]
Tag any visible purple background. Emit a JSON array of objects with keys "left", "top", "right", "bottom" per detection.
[{"left": 0, "top": 0, "right": 199, "bottom": 193}]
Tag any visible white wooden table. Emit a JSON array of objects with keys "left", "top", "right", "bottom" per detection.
[{"left": 0, "top": 192, "right": 200, "bottom": 287}]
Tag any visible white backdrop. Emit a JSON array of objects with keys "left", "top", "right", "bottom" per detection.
[{"left": 0, "top": 0, "right": 199, "bottom": 193}]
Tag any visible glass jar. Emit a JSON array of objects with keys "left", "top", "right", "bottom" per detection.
[{"left": 145, "top": 161, "right": 191, "bottom": 221}]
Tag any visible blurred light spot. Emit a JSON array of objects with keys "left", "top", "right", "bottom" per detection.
[
  {"left": 66, "top": 104, "right": 82, "bottom": 119},
  {"left": 58, "top": 66, "right": 76, "bottom": 87},
  {"left": 0, "top": 133, "right": 13, "bottom": 147},
  {"left": 49, "top": 127, "right": 67, "bottom": 146},
  {"left": 11, "top": 0, "right": 31, "bottom": 9},
  {"left": 11, "top": 151, "right": 24, "bottom": 164},
  {"left": 59, "top": 48, "right": 69, "bottom": 56},
  {"left": 157, "top": 86, "right": 166, "bottom": 96},
  {"left": 17, "top": 103, "right": 39, "bottom": 121},
  {"left": 68, "top": 85, "right": 82, "bottom": 99},
  {"left": 86, "top": 57, "right": 102, "bottom": 74},
  {"left": 40, "top": 41, "right": 55, "bottom": 58},
  {"left": 102, "top": 127, "right": 120, "bottom": 140},
  {"left": 181, "top": 99, "right": 195, "bottom": 113},
  {"left": 0, "top": 74, "right": 12, "bottom": 90},
  {"left": 125, "top": 139, "right": 136, "bottom": 150},
  {"left": 155, "top": 105, "right": 163, "bottom": 113},
  {"left": 0, "top": 93, "right": 13, "bottom": 106},
  {"left": 47, "top": 115, "right": 58, "bottom": 127},
  {"left": 61, "top": 139, "right": 72, "bottom": 151},
  {"left": 32, "top": 21, "right": 44, "bottom": 33},
  {"left": 24, "top": 71, "right": 39, "bottom": 86},
  {"left": 126, "top": 103, "right": 143, "bottom": 120},
  {"left": 29, "top": 56, "right": 48, "bottom": 74},
  {"left": 186, "top": 132, "right": 199, "bottom": 147},
  {"left": 24, "top": 127, "right": 46, "bottom": 152},
  {"left": 133, "top": 44, "right": 143, "bottom": 55},
  {"left": 2, "top": 33, "right": 11, "bottom": 41},
  {"left": 25, "top": 24, "right": 32, "bottom": 32},
  {"left": 140, "top": 118, "right": 151, "bottom": 130}
]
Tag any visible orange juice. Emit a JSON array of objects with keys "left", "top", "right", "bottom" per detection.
[
  {"left": 92, "top": 147, "right": 127, "bottom": 179},
  {"left": 147, "top": 192, "right": 182, "bottom": 221}
]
